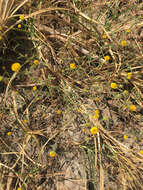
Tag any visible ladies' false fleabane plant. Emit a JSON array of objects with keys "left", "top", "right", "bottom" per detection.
[
  {"left": 7, "top": 131, "right": 12, "bottom": 136},
  {"left": 93, "top": 109, "right": 99, "bottom": 120},
  {"left": 17, "top": 24, "right": 21, "bottom": 28},
  {"left": 129, "top": 105, "right": 136, "bottom": 111},
  {"left": 19, "top": 15, "right": 25, "bottom": 21},
  {"left": 32, "top": 86, "right": 37, "bottom": 91},
  {"left": 90, "top": 126, "right": 98, "bottom": 135},
  {"left": 123, "top": 135, "right": 128, "bottom": 140},
  {"left": 0, "top": 76, "right": 3, "bottom": 81},
  {"left": 11, "top": 63, "right": 21, "bottom": 72},
  {"left": 17, "top": 187, "right": 22, "bottom": 190},
  {"left": 104, "top": 55, "right": 110, "bottom": 61},
  {"left": 33, "top": 60, "right": 39, "bottom": 64},
  {"left": 57, "top": 109, "right": 61, "bottom": 115},
  {"left": 110, "top": 82, "right": 117, "bottom": 89},
  {"left": 70, "top": 63, "right": 76, "bottom": 69},
  {"left": 127, "top": 72, "right": 132, "bottom": 80},
  {"left": 49, "top": 151, "right": 56, "bottom": 158},
  {"left": 121, "top": 40, "right": 127, "bottom": 46}
]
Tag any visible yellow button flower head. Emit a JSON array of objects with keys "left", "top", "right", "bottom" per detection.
[
  {"left": 129, "top": 105, "right": 136, "bottom": 111},
  {"left": 49, "top": 150, "right": 56, "bottom": 158},
  {"left": 93, "top": 109, "right": 99, "bottom": 120},
  {"left": 11, "top": 62, "right": 21, "bottom": 72},
  {"left": 18, "top": 24, "right": 21, "bottom": 28},
  {"left": 83, "top": 89, "right": 88, "bottom": 93},
  {"left": 110, "top": 82, "right": 117, "bottom": 89},
  {"left": 24, "top": 119, "right": 28, "bottom": 123},
  {"left": 0, "top": 76, "right": 3, "bottom": 81},
  {"left": 139, "top": 150, "right": 143, "bottom": 155},
  {"left": 19, "top": 15, "right": 24, "bottom": 20},
  {"left": 33, "top": 86, "right": 37, "bottom": 91},
  {"left": 70, "top": 63, "right": 76, "bottom": 69},
  {"left": 127, "top": 72, "right": 132, "bottom": 80},
  {"left": 90, "top": 126, "right": 98, "bottom": 135},
  {"left": 121, "top": 40, "right": 127, "bottom": 46},
  {"left": 33, "top": 60, "right": 39, "bottom": 64},
  {"left": 102, "top": 34, "right": 107, "bottom": 39},
  {"left": 82, "top": 128, "right": 86, "bottom": 133},
  {"left": 104, "top": 56, "right": 110, "bottom": 61},
  {"left": 7, "top": 132, "right": 12, "bottom": 136},
  {"left": 126, "top": 29, "right": 130, "bottom": 33},
  {"left": 123, "top": 135, "right": 128, "bottom": 140},
  {"left": 17, "top": 187, "right": 22, "bottom": 190},
  {"left": 57, "top": 109, "right": 61, "bottom": 115},
  {"left": 95, "top": 109, "right": 99, "bottom": 115},
  {"left": 0, "top": 35, "right": 2, "bottom": 41}
]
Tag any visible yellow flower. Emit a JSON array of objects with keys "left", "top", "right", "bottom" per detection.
[
  {"left": 129, "top": 105, "right": 136, "bottom": 111},
  {"left": 19, "top": 15, "right": 24, "bottom": 20},
  {"left": 90, "top": 126, "right": 98, "bottom": 135},
  {"left": 123, "top": 90, "right": 129, "bottom": 95},
  {"left": 17, "top": 187, "right": 22, "bottom": 190},
  {"left": 33, "top": 86, "right": 37, "bottom": 91},
  {"left": 139, "top": 150, "right": 143, "bottom": 155},
  {"left": 93, "top": 109, "right": 99, "bottom": 120},
  {"left": 17, "top": 24, "right": 21, "bottom": 28},
  {"left": 7, "top": 132, "right": 12, "bottom": 136},
  {"left": 134, "top": 136, "right": 137, "bottom": 141},
  {"left": 49, "top": 151, "right": 56, "bottom": 158},
  {"left": 121, "top": 40, "right": 127, "bottom": 46},
  {"left": 138, "top": 15, "right": 142, "bottom": 19},
  {"left": 0, "top": 35, "right": 2, "bottom": 40},
  {"left": 126, "top": 29, "right": 130, "bottom": 33},
  {"left": 11, "top": 62, "right": 21, "bottom": 72},
  {"left": 83, "top": 89, "right": 88, "bottom": 93},
  {"left": 57, "top": 109, "right": 61, "bottom": 115},
  {"left": 127, "top": 72, "right": 132, "bottom": 80},
  {"left": 0, "top": 76, "right": 3, "bottom": 81},
  {"left": 33, "top": 60, "right": 39, "bottom": 64},
  {"left": 70, "top": 63, "right": 76, "bottom": 69},
  {"left": 123, "top": 135, "right": 128, "bottom": 140},
  {"left": 24, "top": 119, "right": 28, "bottom": 123},
  {"left": 110, "top": 82, "right": 117, "bottom": 89},
  {"left": 82, "top": 128, "right": 86, "bottom": 133},
  {"left": 95, "top": 109, "right": 99, "bottom": 115},
  {"left": 104, "top": 56, "right": 110, "bottom": 61},
  {"left": 102, "top": 34, "right": 107, "bottom": 39},
  {"left": 93, "top": 114, "right": 99, "bottom": 120}
]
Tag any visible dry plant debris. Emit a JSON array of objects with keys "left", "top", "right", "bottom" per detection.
[{"left": 0, "top": 0, "right": 143, "bottom": 189}]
